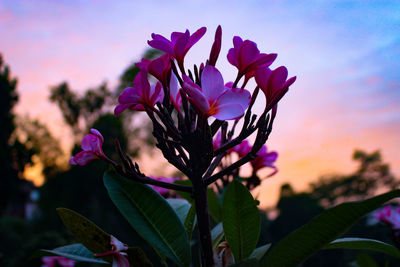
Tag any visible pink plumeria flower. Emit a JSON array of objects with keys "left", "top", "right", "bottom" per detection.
[
  {"left": 233, "top": 140, "right": 252, "bottom": 158},
  {"left": 255, "top": 66, "right": 296, "bottom": 111},
  {"left": 41, "top": 256, "right": 75, "bottom": 267},
  {"left": 114, "top": 70, "right": 164, "bottom": 115},
  {"left": 374, "top": 206, "right": 400, "bottom": 230},
  {"left": 169, "top": 73, "right": 182, "bottom": 112},
  {"left": 251, "top": 145, "right": 278, "bottom": 175},
  {"left": 213, "top": 132, "right": 251, "bottom": 156},
  {"left": 149, "top": 176, "right": 179, "bottom": 196},
  {"left": 95, "top": 235, "right": 129, "bottom": 267},
  {"left": 227, "top": 36, "right": 277, "bottom": 77},
  {"left": 183, "top": 65, "right": 251, "bottom": 120},
  {"left": 148, "top": 27, "right": 207, "bottom": 69},
  {"left": 136, "top": 54, "right": 172, "bottom": 86},
  {"left": 69, "top": 129, "right": 106, "bottom": 166},
  {"left": 208, "top": 25, "right": 222, "bottom": 66}
]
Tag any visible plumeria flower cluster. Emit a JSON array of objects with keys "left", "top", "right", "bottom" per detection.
[
  {"left": 70, "top": 26, "right": 296, "bottom": 266},
  {"left": 41, "top": 256, "right": 75, "bottom": 267},
  {"left": 374, "top": 205, "right": 400, "bottom": 230},
  {"left": 373, "top": 205, "right": 400, "bottom": 248},
  {"left": 94, "top": 235, "right": 129, "bottom": 267}
]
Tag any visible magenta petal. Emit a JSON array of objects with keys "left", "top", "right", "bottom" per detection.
[
  {"left": 187, "top": 27, "right": 207, "bottom": 48},
  {"left": 255, "top": 68, "right": 272, "bottom": 91},
  {"left": 111, "top": 235, "right": 128, "bottom": 252},
  {"left": 265, "top": 151, "right": 278, "bottom": 162},
  {"left": 183, "top": 84, "right": 210, "bottom": 113},
  {"left": 81, "top": 134, "right": 97, "bottom": 151},
  {"left": 118, "top": 87, "right": 142, "bottom": 104},
  {"left": 135, "top": 58, "right": 151, "bottom": 70},
  {"left": 270, "top": 66, "right": 288, "bottom": 92},
  {"left": 113, "top": 253, "right": 130, "bottom": 267},
  {"left": 148, "top": 34, "right": 174, "bottom": 55},
  {"left": 201, "top": 66, "right": 225, "bottom": 102},
  {"left": 148, "top": 39, "right": 173, "bottom": 55},
  {"left": 90, "top": 129, "right": 104, "bottom": 143},
  {"left": 227, "top": 48, "right": 238, "bottom": 67},
  {"left": 216, "top": 87, "right": 251, "bottom": 110},
  {"left": 252, "top": 53, "right": 277, "bottom": 68},
  {"left": 233, "top": 36, "right": 243, "bottom": 48},
  {"left": 171, "top": 31, "right": 185, "bottom": 44},
  {"left": 70, "top": 151, "right": 98, "bottom": 166},
  {"left": 213, "top": 103, "right": 244, "bottom": 120},
  {"left": 114, "top": 103, "right": 131, "bottom": 116},
  {"left": 239, "top": 41, "right": 260, "bottom": 69},
  {"left": 174, "top": 30, "right": 190, "bottom": 60}
]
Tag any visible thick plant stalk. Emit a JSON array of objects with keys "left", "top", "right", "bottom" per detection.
[{"left": 192, "top": 175, "right": 214, "bottom": 267}]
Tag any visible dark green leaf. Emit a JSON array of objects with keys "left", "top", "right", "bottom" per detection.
[
  {"left": 208, "top": 188, "right": 222, "bottom": 223},
  {"left": 223, "top": 180, "right": 261, "bottom": 261},
  {"left": 250, "top": 244, "right": 271, "bottom": 260},
  {"left": 175, "top": 180, "right": 193, "bottom": 203},
  {"left": 104, "top": 170, "right": 191, "bottom": 266},
  {"left": 356, "top": 254, "right": 379, "bottom": 267},
  {"left": 211, "top": 222, "right": 224, "bottom": 249},
  {"left": 261, "top": 189, "right": 400, "bottom": 267},
  {"left": 324, "top": 237, "right": 400, "bottom": 258},
  {"left": 184, "top": 204, "right": 197, "bottom": 241},
  {"left": 57, "top": 208, "right": 110, "bottom": 254},
  {"left": 167, "top": 199, "right": 191, "bottom": 224},
  {"left": 38, "top": 244, "right": 107, "bottom": 264}
]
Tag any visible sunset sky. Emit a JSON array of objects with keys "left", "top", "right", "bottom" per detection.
[{"left": 1, "top": 0, "right": 399, "bottom": 207}]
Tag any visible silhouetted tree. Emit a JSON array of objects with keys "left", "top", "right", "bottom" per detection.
[
  {"left": 310, "top": 150, "right": 399, "bottom": 206},
  {"left": 0, "top": 54, "right": 35, "bottom": 217}
]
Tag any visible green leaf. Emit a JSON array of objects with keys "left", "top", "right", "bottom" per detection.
[
  {"left": 38, "top": 244, "right": 107, "bottom": 264},
  {"left": 175, "top": 180, "right": 193, "bottom": 203},
  {"left": 324, "top": 237, "right": 400, "bottom": 258},
  {"left": 356, "top": 254, "right": 379, "bottom": 267},
  {"left": 211, "top": 222, "right": 224, "bottom": 249},
  {"left": 261, "top": 189, "right": 400, "bottom": 267},
  {"left": 250, "top": 244, "right": 271, "bottom": 260},
  {"left": 104, "top": 170, "right": 191, "bottom": 266},
  {"left": 57, "top": 208, "right": 110, "bottom": 254},
  {"left": 184, "top": 204, "right": 197, "bottom": 241},
  {"left": 222, "top": 180, "right": 261, "bottom": 261},
  {"left": 208, "top": 188, "right": 222, "bottom": 223},
  {"left": 167, "top": 199, "right": 191, "bottom": 224}
]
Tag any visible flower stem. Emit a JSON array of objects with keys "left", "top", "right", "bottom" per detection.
[{"left": 192, "top": 175, "right": 214, "bottom": 267}]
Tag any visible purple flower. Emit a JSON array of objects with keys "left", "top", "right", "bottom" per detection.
[
  {"left": 255, "top": 66, "right": 296, "bottom": 110},
  {"left": 227, "top": 36, "right": 277, "bottom": 77},
  {"left": 69, "top": 129, "right": 106, "bottom": 166},
  {"left": 41, "top": 256, "right": 75, "bottom": 267},
  {"left": 95, "top": 235, "right": 129, "bottom": 267},
  {"left": 374, "top": 206, "right": 400, "bottom": 230},
  {"left": 251, "top": 145, "right": 278, "bottom": 175},
  {"left": 114, "top": 70, "right": 163, "bottom": 115},
  {"left": 136, "top": 54, "right": 172, "bottom": 86},
  {"left": 183, "top": 65, "right": 251, "bottom": 120},
  {"left": 208, "top": 25, "right": 222, "bottom": 66},
  {"left": 149, "top": 176, "right": 179, "bottom": 196},
  {"left": 148, "top": 27, "right": 207, "bottom": 69}
]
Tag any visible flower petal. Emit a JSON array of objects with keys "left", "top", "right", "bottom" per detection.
[
  {"left": 216, "top": 87, "right": 251, "bottom": 110},
  {"left": 255, "top": 68, "right": 272, "bottom": 92},
  {"left": 213, "top": 103, "right": 245, "bottom": 120},
  {"left": 69, "top": 151, "right": 98, "bottom": 166},
  {"left": 201, "top": 66, "right": 225, "bottom": 102},
  {"left": 148, "top": 33, "right": 174, "bottom": 55},
  {"left": 187, "top": 27, "right": 207, "bottom": 48}
]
